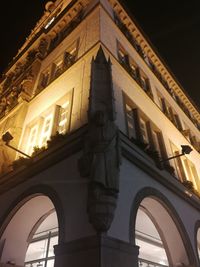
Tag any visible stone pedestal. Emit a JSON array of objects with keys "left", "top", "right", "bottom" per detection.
[{"left": 54, "top": 235, "right": 139, "bottom": 267}]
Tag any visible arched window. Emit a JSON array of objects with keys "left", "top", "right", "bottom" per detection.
[
  {"left": 197, "top": 228, "right": 200, "bottom": 260},
  {"left": 136, "top": 208, "right": 168, "bottom": 266},
  {"left": 25, "top": 211, "right": 58, "bottom": 267},
  {"left": 0, "top": 195, "right": 59, "bottom": 267}
]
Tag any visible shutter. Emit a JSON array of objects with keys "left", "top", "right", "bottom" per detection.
[
  {"left": 133, "top": 108, "right": 142, "bottom": 142},
  {"left": 160, "top": 98, "right": 168, "bottom": 115},
  {"left": 168, "top": 107, "right": 175, "bottom": 123},
  {"left": 52, "top": 105, "right": 61, "bottom": 136},
  {"left": 174, "top": 114, "right": 183, "bottom": 131},
  {"left": 191, "top": 136, "right": 198, "bottom": 148},
  {"left": 136, "top": 68, "right": 142, "bottom": 86},
  {"left": 157, "top": 131, "right": 168, "bottom": 160},
  {"left": 175, "top": 153, "right": 187, "bottom": 181},
  {"left": 146, "top": 121, "right": 154, "bottom": 150},
  {"left": 125, "top": 106, "right": 135, "bottom": 139},
  {"left": 50, "top": 63, "right": 56, "bottom": 81}
]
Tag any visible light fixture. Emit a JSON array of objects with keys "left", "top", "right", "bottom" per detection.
[
  {"left": 2, "top": 131, "right": 32, "bottom": 159},
  {"left": 160, "top": 145, "right": 192, "bottom": 163}
]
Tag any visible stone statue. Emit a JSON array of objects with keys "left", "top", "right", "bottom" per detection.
[
  {"left": 79, "top": 110, "right": 121, "bottom": 194},
  {"left": 38, "top": 38, "right": 49, "bottom": 57},
  {"left": 78, "top": 47, "right": 121, "bottom": 232}
]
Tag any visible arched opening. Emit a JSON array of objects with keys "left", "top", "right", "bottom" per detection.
[
  {"left": 197, "top": 228, "right": 200, "bottom": 260},
  {"left": 131, "top": 189, "right": 196, "bottom": 267},
  {"left": 0, "top": 195, "right": 59, "bottom": 267},
  {"left": 136, "top": 207, "right": 168, "bottom": 266}
]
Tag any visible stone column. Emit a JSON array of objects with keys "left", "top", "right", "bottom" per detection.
[{"left": 54, "top": 234, "right": 139, "bottom": 267}]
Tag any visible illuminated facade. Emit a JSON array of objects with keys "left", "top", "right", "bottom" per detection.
[{"left": 0, "top": 0, "right": 200, "bottom": 266}]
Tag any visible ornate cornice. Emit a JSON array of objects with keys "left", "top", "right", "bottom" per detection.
[{"left": 1, "top": 0, "right": 90, "bottom": 80}]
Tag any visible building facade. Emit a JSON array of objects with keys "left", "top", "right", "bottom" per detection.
[{"left": 0, "top": 0, "right": 200, "bottom": 266}]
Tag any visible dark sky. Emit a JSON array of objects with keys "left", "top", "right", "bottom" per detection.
[{"left": 1, "top": 0, "right": 200, "bottom": 108}]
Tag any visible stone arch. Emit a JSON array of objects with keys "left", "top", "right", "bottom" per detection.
[
  {"left": 129, "top": 187, "right": 197, "bottom": 267},
  {"left": 194, "top": 220, "right": 200, "bottom": 265},
  {"left": 0, "top": 185, "right": 65, "bottom": 266}
]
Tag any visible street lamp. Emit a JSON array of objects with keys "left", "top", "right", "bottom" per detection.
[
  {"left": 2, "top": 131, "right": 32, "bottom": 159},
  {"left": 160, "top": 145, "right": 193, "bottom": 163}
]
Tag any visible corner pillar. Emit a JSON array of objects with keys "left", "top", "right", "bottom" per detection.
[{"left": 54, "top": 235, "right": 139, "bottom": 267}]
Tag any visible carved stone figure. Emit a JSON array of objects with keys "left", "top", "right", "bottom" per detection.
[
  {"left": 7, "top": 87, "right": 19, "bottom": 109},
  {"left": 78, "top": 47, "right": 121, "bottom": 232},
  {"left": 3, "top": 73, "right": 14, "bottom": 90},
  {"left": 38, "top": 38, "right": 49, "bottom": 57},
  {"left": 80, "top": 110, "right": 121, "bottom": 193},
  {"left": 0, "top": 98, "right": 7, "bottom": 117},
  {"left": 26, "top": 49, "right": 37, "bottom": 65},
  {"left": 13, "top": 62, "right": 24, "bottom": 80}
]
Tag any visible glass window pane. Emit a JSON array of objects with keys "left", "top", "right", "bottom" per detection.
[
  {"left": 25, "top": 239, "right": 48, "bottom": 262},
  {"left": 48, "top": 236, "right": 58, "bottom": 257},
  {"left": 47, "top": 259, "right": 55, "bottom": 267}
]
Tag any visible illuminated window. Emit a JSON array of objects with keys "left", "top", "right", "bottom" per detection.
[
  {"left": 182, "top": 158, "right": 199, "bottom": 190},
  {"left": 124, "top": 94, "right": 166, "bottom": 159},
  {"left": 25, "top": 212, "right": 58, "bottom": 267},
  {"left": 57, "top": 101, "right": 70, "bottom": 134},
  {"left": 40, "top": 114, "right": 53, "bottom": 147},
  {"left": 140, "top": 71, "right": 151, "bottom": 93},
  {"left": 171, "top": 142, "right": 199, "bottom": 188},
  {"left": 36, "top": 40, "right": 78, "bottom": 95},
  {"left": 125, "top": 103, "right": 136, "bottom": 139},
  {"left": 24, "top": 91, "right": 73, "bottom": 154},
  {"left": 118, "top": 45, "right": 130, "bottom": 70},
  {"left": 63, "top": 42, "right": 78, "bottom": 69},
  {"left": 51, "top": 57, "right": 63, "bottom": 80},
  {"left": 139, "top": 118, "right": 149, "bottom": 144},
  {"left": 152, "top": 130, "right": 161, "bottom": 156},
  {"left": 26, "top": 125, "right": 38, "bottom": 155},
  {"left": 158, "top": 94, "right": 183, "bottom": 131}
]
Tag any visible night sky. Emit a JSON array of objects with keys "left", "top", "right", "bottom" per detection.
[{"left": 1, "top": 0, "right": 200, "bottom": 108}]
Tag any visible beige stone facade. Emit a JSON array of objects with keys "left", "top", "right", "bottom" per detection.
[{"left": 0, "top": 0, "right": 200, "bottom": 267}]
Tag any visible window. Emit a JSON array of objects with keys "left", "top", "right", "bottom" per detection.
[
  {"left": 152, "top": 130, "right": 161, "bottom": 156},
  {"left": 125, "top": 103, "right": 136, "bottom": 140},
  {"left": 51, "top": 56, "right": 63, "bottom": 80},
  {"left": 57, "top": 101, "right": 70, "bottom": 134},
  {"left": 158, "top": 94, "right": 183, "bottom": 131},
  {"left": 24, "top": 91, "right": 73, "bottom": 155},
  {"left": 140, "top": 71, "right": 150, "bottom": 93},
  {"left": 171, "top": 142, "right": 200, "bottom": 188},
  {"left": 124, "top": 94, "right": 166, "bottom": 160},
  {"left": 182, "top": 158, "right": 199, "bottom": 190},
  {"left": 36, "top": 40, "right": 78, "bottom": 94},
  {"left": 129, "top": 58, "right": 139, "bottom": 81},
  {"left": 40, "top": 114, "right": 54, "bottom": 147},
  {"left": 139, "top": 118, "right": 149, "bottom": 144},
  {"left": 26, "top": 125, "right": 39, "bottom": 155},
  {"left": 117, "top": 43, "right": 129, "bottom": 68},
  {"left": 24, "top": 212, "right": 58, "bottom": 267},
  {"left": 63, "top": 42, "right": 78, "bottom": 69}
]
